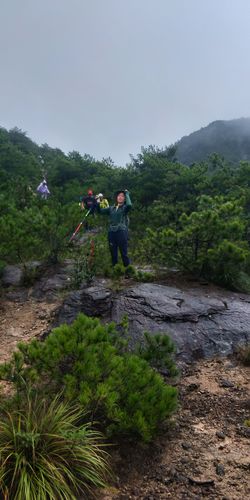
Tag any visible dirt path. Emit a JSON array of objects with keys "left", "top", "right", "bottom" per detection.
[
  {"left": 0, "top": 296, "right": 249, "bottom": 499},
  {"left": 0, "top": 297, "right": 59, "bottom": 363}
]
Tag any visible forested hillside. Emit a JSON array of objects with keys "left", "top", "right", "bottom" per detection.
[
  {"left": 1, "top": 126, "right": 250, "bottom": 499},
  {"left": 1, "top": 125, "right": 250, "bottom": 291},
  {"left": 176, "top": 117, "right": 250, "bottom": 165}
]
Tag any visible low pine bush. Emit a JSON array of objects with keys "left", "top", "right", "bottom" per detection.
[
  {"left": 70, "top": 251, "right": 94, "bottom": 287},
  {"left": 0, "top": 314, "right": 178, "bottom": 442},
  {"left": 0, "top": 260, "right": 5, "bottom": 278},
  {"left": 137, "top": 332, "right": 179, "bottom": 375},
  {"left": 0, "top": 392, "right": 109, "bottom": 500}
]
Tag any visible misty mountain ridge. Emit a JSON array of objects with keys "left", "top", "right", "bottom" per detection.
[{"left": 175, "top": 117, "right": 250, "bottom": 165}]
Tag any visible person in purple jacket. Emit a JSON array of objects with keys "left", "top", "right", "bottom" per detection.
[{"left": 36, "top": 179, "right": 50, "bottom": 200}]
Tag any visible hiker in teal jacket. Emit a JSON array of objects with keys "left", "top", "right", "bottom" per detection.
[{"left": 97, "top": 189, "right": 132, "bottom": 267}]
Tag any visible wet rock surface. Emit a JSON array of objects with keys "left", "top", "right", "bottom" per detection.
[
  {"left": 57, "top": 281, "right": 250, "bottom": 362},
  {"left": 112, "top": 283, "right": 250, "bottom": 361},
  {"left": 31, "top": 272, "right": 70, "bottom": 301},
  {"left": 4, "top": 265, "right": 250, "bottom": 363},
  {"left": 1, "top": 261, "right": 43, "bottom": 287},
  {"left": 1, "top": 265, "right": 24, "bottom": 287},
  {"left": 31, "top": 261, "right": 73, "bottom": 301},
  {"left": 55, "top": 282, "right": 112, "bottom": 325}
]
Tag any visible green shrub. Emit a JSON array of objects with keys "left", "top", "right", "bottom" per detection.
[
  {"left": 0, "top": 314, "right": 178, "bottom": 442},
  {"left": 207, "top": 240, "right": 248, "bottom": 288},
  {"left": 0, "top": 392, "right": 109, "bottom": 500},
  {"left": 111, "top": 263, "right": 126, "bottom": 278},
  {"left": 70, "top": 234, "right": 113, "bottom": 283},
  {"left": 110, "top": 264, "right": 153, "bottom": 283},
  {"left": 227, "top": 270, "right": 250, "bottom": 293},
  {"left": 70, "top": 246, "right": 94, "bottom": 287},
  {"left": 137, "top": 196, "right": 250, "bottom": 289},
  {"left": 137, "top": 332, "right": 179, "bottom": 376},
  {"left": 124, "top": 264, "right": 137, "bottom": 278},
  {"left": 135, "top": 269, "right": 154, "bottom": 282},
  {"left": 0, "top": 260, "right": 6, "bottom": 278},
  {"left": 89, "top": 233, "right": 112, "bottom": 277}
]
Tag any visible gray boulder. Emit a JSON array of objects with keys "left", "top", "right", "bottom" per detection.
[
  {"left": 1, "top": 265, "right": 24, "bottom": 287},
  {"left": 56, "top": 281, "right": 112, "bottom": 325},
  {"left": 111, "top": 283, "right": 250, "bottom": 361},
  {"left": 54, "top": 281, "right": 250, "bottom": 362}
]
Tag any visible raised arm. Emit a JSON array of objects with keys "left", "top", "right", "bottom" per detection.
[{"left": 124, "top": 190, "right": 132, "bottom": 212}]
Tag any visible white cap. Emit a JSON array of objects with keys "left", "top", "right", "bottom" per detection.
[{"left": 98, "top": 193, "right": 103, "bottom": 197}]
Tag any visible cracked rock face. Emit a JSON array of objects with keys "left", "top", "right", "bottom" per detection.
[
  {"left": 111, "top": 284, "right": 250, "bottom": 361},
  {"left": 57, "top": 281, "right": 250, "bottom": 362},
  {"left": 55, "top": 283, "right": 112, "bottom": 326}
]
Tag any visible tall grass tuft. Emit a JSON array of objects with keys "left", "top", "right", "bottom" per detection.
[{"left": 0, "top": 392, "right": 110, "bottom": 499}]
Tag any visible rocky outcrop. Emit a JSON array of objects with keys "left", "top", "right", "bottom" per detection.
[
  {"left": 1, "top": 265, "right": 24, "bottom": 287},
  {"left": 1, "top": 261, "right": 45, "bottom": 288},
  {"left": 57, "top": 281, "right": 250, "bottom": 363},
  {"left": 31, "top": 260, "right": 73, "bottom": 302},
  {"left": 55, "top": 282, "right": 112, "bottom": 325},
  {"left": 2, "top": 261, "right": 73, "bottom": 302},
  {"left": 111, "top": 283, "right": 250, "bottom": 361},
  {"left": 5, "top": 262, "right": 249, "bottom": 363},
  {"left": 32, "top": 271, "right": 70, "bottom": 302}
]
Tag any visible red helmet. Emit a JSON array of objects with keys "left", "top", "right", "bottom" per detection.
[{"left": 87, "top": 189, "right": 93, "bottom": 195}]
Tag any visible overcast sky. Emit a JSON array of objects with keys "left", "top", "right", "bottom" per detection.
[{"left": 1, "top": 0, "right": 250, "bottom": 165}]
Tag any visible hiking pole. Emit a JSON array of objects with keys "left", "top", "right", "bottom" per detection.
[{"left": 69, "top": 209, "right": 91, "bottom": 242}]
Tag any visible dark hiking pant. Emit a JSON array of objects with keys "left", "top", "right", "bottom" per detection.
[{"left": 108, "top": 230, "right": 130, "bottom": 267}]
